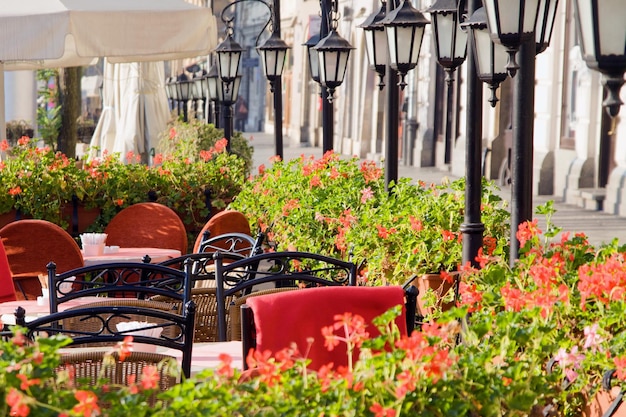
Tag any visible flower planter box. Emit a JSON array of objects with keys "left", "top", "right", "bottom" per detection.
[
  {"left": 409, "top": 273, "right": 457, "bottom": 318},
  {"left": 584, "top": 388, "right": 626, "bottom": 417}
]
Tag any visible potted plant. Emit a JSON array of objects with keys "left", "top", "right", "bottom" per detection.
[
  {"left": 0, "top": 137, "right": 82, "bottom": 229},
  {"left": 230, "top": 153, "right": 510, "bottom": 288}
]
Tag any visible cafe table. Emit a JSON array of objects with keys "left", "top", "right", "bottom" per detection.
[
  {"left": 0, "top": 296, "right": 105, "bottom": 325},
  {"left": 82, "top": 247, "right": 181, "bottom": 267}
]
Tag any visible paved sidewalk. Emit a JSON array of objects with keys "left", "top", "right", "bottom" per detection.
[{"left": 243, "top": 131, "right": 626, "bottom": 248}]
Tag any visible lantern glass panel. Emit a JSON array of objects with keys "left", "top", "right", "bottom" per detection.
[
  {"left": 474, "top": 29, "right": 507, "bottom": 79},
  {"left": 319, "top": 50, "right": 339, "bottom": 84},
  {"left": 308, "top": 45, "right": 320, "bottom": 79},
  {"left": 271, "top": 49, "right": 287, "bottom": 77},
  {"left": 410, "top": 27, "right": 425, "bottom": 65},
  {"left": 522, "top": 1, "right": 539, "bottom": 34},
  {"left": 455, "top": 23, "right": 469, "bottom": 60},
  {"left": 482, "top": 0, "right": 499, "bottom": 34},
  {"left": 435, "top": 13, "right": 454, "bottom": 59},
  {"left": 218, "top": 51, "right": 241, "bottom": 80},
  {"left": 386, "top": 26, "right": 399, "bottom": 66},
  {"left": 599, "top": 1, "right": 626, "bottom": 55},
  {"left": 536, "top": 0, "right": 557, "bottom": 46},
  {"left": 365, "top": 29, "right": 387, "bottom": 68}
]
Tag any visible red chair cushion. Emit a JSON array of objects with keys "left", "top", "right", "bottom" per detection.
[
  {"left": 0, "top": 239, "right": 16, "bottom": 302},
  {"left": 245, "top": 286, "right": 407, "bottom": 371}
]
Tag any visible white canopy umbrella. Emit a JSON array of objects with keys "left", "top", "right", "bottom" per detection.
[
  {"left": 90, "top": 60, "right": 170, "bottom": 160},
  {"left": 0, "top": 0, "right": 217, "bottom": 145}
]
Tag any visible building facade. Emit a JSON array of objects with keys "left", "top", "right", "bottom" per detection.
[{"left": 259, "top": 0, "right": 625, "bottom": 217}]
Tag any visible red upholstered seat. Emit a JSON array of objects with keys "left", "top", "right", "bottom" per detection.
[
  {"left": 244, "top": 286, "right": 408, "bottom": 371},
  {"left": 0, "top": 220, "right": 84, "bottom": 300},
  {"left": 104, "top": 203, "right": 188, "bottom": 254},
  {"left": 0, "top": 239, "right": 17, "bottom": 303},
  {"left": 193, "top": 210, "right": 252, "bottom": 253}
]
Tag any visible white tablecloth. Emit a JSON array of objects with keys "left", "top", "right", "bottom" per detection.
[{"left": 82, "top": 247, "right": 181, "bottom": 266}]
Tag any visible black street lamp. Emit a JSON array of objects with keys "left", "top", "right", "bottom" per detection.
[
  {"left": 427, "top": 0, "right": 468, "bottom": 164},
  {"left": 573, "top": 0, "right": 626, "bottom": 117},
  {"left": 314, "top": 28, "right": 354, "bottom": 102},
  {"left": 176, "top": 75, "right": 193, "bottom": 122},
  {"left": 461, "top": 8, "right": 509, "bottom": 107},
  {"left": 459, "top": 0, "right": 485, "bottom": 268},
  {"left": 206, "top": 62, "right": 222, "bottom": 128},
  {"left": 304, "top": 0, "right": 353, "bottom": 154},
  {"left": 257, "top": 16, "right": 290, "bottom": 159},
  {"left": 359, "top": 3, "right": 387, "bottom": 90},
  {"left": 192, "top": 71, "right": 208, "bottom": 121},
  {"left": 480, "top": 0, "right": 541, "bottom": 77},
  {"left": 165, "top": 77, "right": 177, "bottom": 111},
  {"left": 304, "top": 34, "right": 322, "bottom": 84},
  {"left": 215, "top": 0, "right": 289, "bottom": 157},
  {"left": 381, "top": 0, "right": 430, "bottom": 90},
  {"left": 360, "top": 0, "right": 429, "bottom": 190}
]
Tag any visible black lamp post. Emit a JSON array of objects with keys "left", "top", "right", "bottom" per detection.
[
  {"left": 164, "top": 76, "right": 174, "bottom": 111},
  {"left": 192, "top": 71, "right": 206, "bottom": 121},
  {"left": 176, "top": 75, "right": 193, "bottom": 122},
  {"left": 167, "top": 77, "right": 180, "bottom": 115},
  {"left": 218, "top": 74, "right": 242, "bottom": 152},
  {"left": 215, "top": 0, "right": 289, "bottom": 157},
  {"left": 303, "top": 1, "right": 353, "bottom": 154},
  {"left": 257, "top": 19, "right": 290, "bottom": 159},
  {"left": 206, "top": 62, "right": 222, "bottom": 128},
  {"left": 427, "top": 0, "right": 468, "bottom": 165},
  {"left": 573, "top": 0, "right": 626, "bottom": 118},
  {"left": 473, "top": 0, "right": 559, "bottom": 263},
  {"left": 304, "top": 34, "right": 322, "bottom": 84},
  {"left": 480, "top": 0, "right": 541, "bottom": 77},
  {"left": 381, "top": 0, "right": 429, "bottom": 190},
  {"left": 214, "top": 19, "right": 245, "bottom": 151}
]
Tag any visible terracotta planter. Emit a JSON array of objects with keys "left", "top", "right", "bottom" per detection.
[
  {"left": 583, "top": 387, "right": 626, "bottom": 417},
  {"left": 0, "top": 210, "right": 19, "bottom": 230},
  {"left": 62, "top": 204, "right": 101, "bottom": 237},
  {"left": 0, "top": 210, "right": 32, "bottom": 230},
  {"left": 409, "top": 273, "right": 457, "bottom": 317}
]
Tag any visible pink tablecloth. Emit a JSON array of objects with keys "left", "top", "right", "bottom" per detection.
[
  {"left": 162, "top": 341, "right": 244, "bottom": 374},
  {"left": 0, "top": 297, "right": 104, "bottom": 325},
  {"left": 82, "top": 247, "right": 181, "bottom": 266}
]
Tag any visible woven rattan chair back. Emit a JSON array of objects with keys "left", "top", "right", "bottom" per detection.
[
  {"left": 58, "top": 350, "right": 178, "bottom": 405},
  {"left": 63, "top": 299, "right": 179, "bottom": 344},
  {"left": 152, "top": 287, "right": 236, "bottom": 342}
]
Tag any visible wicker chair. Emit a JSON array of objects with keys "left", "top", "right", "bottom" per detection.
[
  {"left": 104, "top": 202, "right": 188, "bottom": 254},
  {"left": 214, "top": 251, "right": 358, "bottom": 341},
  {"left": 41, "top": 261, "right": 196, "bottom": 377},
  {"left": 63, "top": 299, "right": 179, "bottom": 343},
  {"left": 59, "top": 350, "right": 178, "bottom": 405},
  {"left": 193, "top": 210, "right": 252, "bottom": 253},
  {"left": 0, "top": 219, "right": 83, "bottom": 300},
  {"left": 153, "top": 287, "right": 236, "bottom": 342},
  {"left": 58, "top": 350, "right": 178, "bottom": 390}
]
